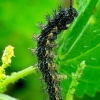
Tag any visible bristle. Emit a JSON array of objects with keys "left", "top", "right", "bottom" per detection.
[
  {"left": 37, "top": 22, "right": 45, "bottom": 30},
  {"left": 32, "top": 33, "right": 39, "bottom": 41},
  {"left": 28, "top": 47, "right": 36, "bottom": 55},
  {"left": 53, "top": 9, "right": 57, "bottom": 17},
  {"left": 58, "top": 5, "right": 63, "bottom": 12},
  {"left": 57, "top": 74, "right": 67, "bottom": 81},
  {"left": 45, "top": 14, "right": 51, "bottom": 21}
]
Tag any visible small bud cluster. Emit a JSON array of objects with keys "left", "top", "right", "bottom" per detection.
[
  {"left": 1, "top": 45, "right": 14, "bottom": 68},
  {"left": 0, "top": 45, "right": 14, "bottom": 92},
  {"left": 66, "top": 61, "right": 86, "bottom": 100}
]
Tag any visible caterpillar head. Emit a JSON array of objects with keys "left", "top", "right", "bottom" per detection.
[
  {"left": 64, "top": 7, "right": 78, "bottom": 24},
  {"left": 69, "top": 7, "right": 78, "bottom": 17},
  {"left": 68, "top": 0, "right": 78, "bottom": 17}
]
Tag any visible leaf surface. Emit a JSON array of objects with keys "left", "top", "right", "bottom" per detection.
[{"left": 57, "top": 0, "right": 100, "bottom": 98}]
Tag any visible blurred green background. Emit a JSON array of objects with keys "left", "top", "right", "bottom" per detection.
[
  {"left": 0, "top": 0, "right": 100, "bottom": 100},
  {"left": 0, "top": 0, "right": 58, "bottom": 100}
]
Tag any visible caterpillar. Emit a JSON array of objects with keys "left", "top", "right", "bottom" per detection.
[{"left": 34, "top": 0, "right": 78, "bottom": 100}]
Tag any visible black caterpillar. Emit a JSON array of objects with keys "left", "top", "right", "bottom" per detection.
[{"left": 34, "top": 0, "right": 78, "bottom": 100}]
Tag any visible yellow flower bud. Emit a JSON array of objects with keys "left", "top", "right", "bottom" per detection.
[{"left": 1, "top": 45, "right": 14, "bottom": 68}]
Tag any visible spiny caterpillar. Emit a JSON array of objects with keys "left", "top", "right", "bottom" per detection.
[{"left": 33, "top": 0, "right": 78, "bottom": 100}]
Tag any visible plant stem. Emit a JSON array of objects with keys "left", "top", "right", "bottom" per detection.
[{"left": 0, "top": 66, "right": 37, "bottom": 87}]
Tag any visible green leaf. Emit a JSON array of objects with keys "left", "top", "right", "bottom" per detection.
[
  {"left": 0, "top": 93, "right": 18, "bottom": 100},
  {"left": 57, "top": 0, "right": 100, "bottom": 98}
]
